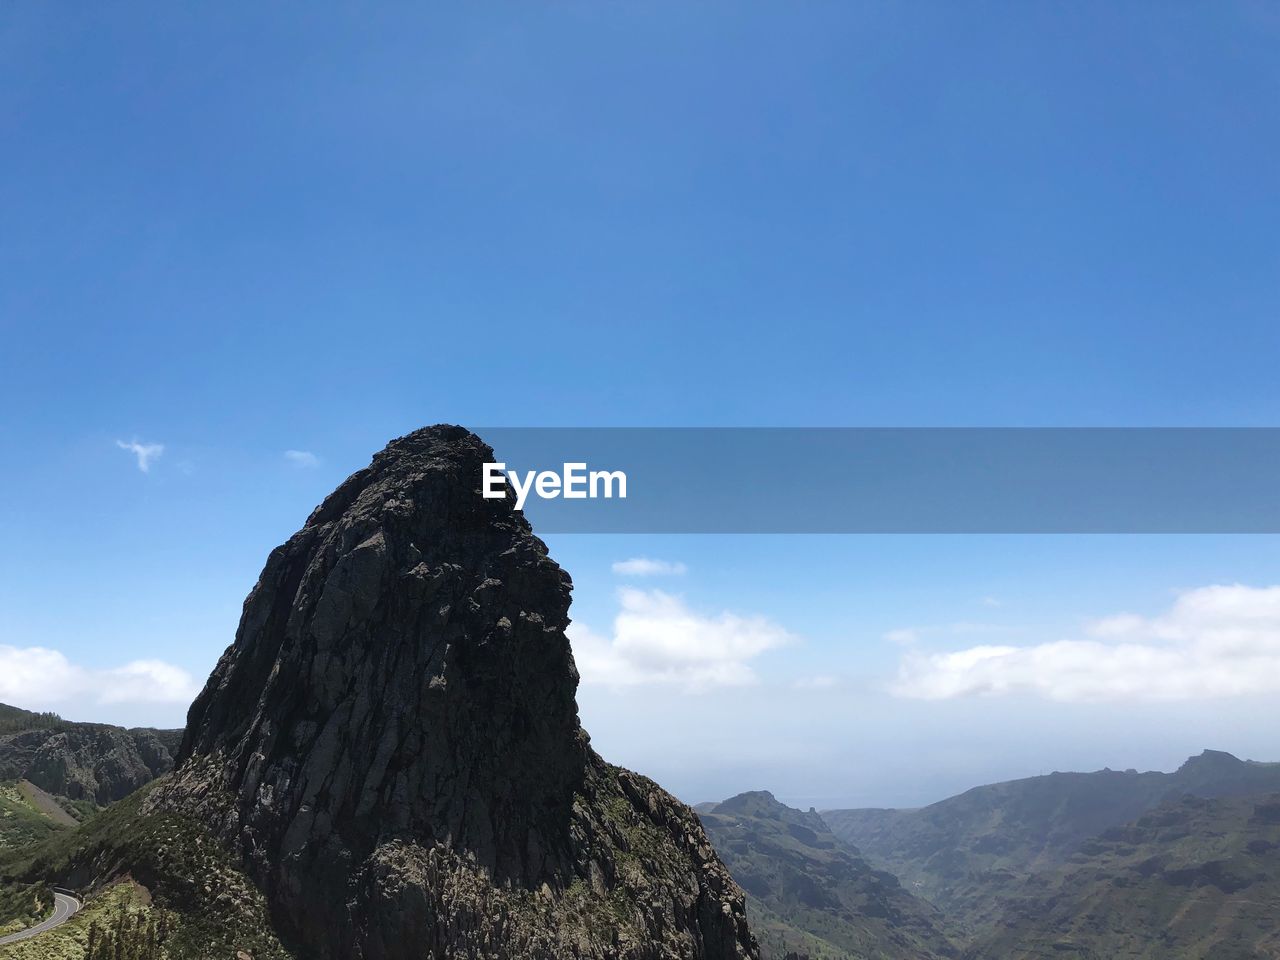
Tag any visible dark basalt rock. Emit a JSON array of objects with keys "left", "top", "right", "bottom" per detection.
[{"left": 152, "top": 425, "right": 757, "bottom": 960}]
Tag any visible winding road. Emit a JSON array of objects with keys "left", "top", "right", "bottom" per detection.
[{"left": 0, "top": 890, "right": 80, "bottom": 947}]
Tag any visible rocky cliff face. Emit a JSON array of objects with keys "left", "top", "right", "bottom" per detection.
[
  {"left": 0, "top": 719, "right": 178, "bottom": 805},
  {"left": 151, "top": 425, "right": 757, "bottom": 960}
]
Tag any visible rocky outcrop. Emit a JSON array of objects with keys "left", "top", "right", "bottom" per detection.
[
  {"left": 151, "top": 425, "right": 757, "bottom": 960},
  {"left": 0, "top": 719, "right": 178, "bottom": 805}
]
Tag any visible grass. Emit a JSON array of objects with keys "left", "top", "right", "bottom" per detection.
[
  {"left": 52, "top": 802, "right": 96, "bottom": 827},
  {"left": 0, "top": 780, "right": 292, "bottom": 960},
  {"left": 0, "top": 785, "right": 68, "bottom": 854},
  {"left": 0, "top": 882, "right": 53, "bottom": 937},
  {"left": 0, "top": 880, "right": 153, "bottom": 960}
]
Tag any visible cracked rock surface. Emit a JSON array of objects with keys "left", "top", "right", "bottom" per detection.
[{"left": 152, "top": 425, "right": 757, "bottom": 960}]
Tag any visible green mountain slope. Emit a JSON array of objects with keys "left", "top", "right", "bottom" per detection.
[
  {"left": 0, "top": 781, "right": 70, "bottom": 852},
  {"left": 822, "top": 751, "right": 1280, "bottom": 924},
  {"left": 0, "top": 706, "right": 283, "bottom": 954},
  {"left": 0, "top": 880, "right": 53, "bottom": 937},
  {"left": 0, "top": 778, "right": 293, "bottom": 959},
  {"left": 0, "top": 706, "right": 69, "bottom": 738},
  {"left": 968, "top": 793, "right": 1280, "bottom": 959},
  {"left": 700, "top": 791, "right": 958, "bottom": 959}
]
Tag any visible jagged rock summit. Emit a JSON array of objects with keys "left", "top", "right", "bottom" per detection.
[{"left": 152, "top": 425, "right": 756, "bottom": 960}]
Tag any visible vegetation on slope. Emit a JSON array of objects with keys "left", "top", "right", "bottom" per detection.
[
  {"left": 0, "top": 784, "right": 69, "bottom": 853},
  {"left": 0, "top": 881, "right": 53, "bottom": 937},
  {"left": 0, "top": 880, "right": 167, "bottom": 960},
  {"left": 969, "top": 793, "right": 1280, "bottom": 959},
  {"left": 0, "top": 710, "right": 69, "bottom": 739},
  {"left": 0, "top": 780, "right": 293, "bottom": 960},
  {"left": 700, "top": 791, "right": 957, "bottom": 960},
  {"left": 822, "top": 750, "right": 1280, "bottom": 927}
]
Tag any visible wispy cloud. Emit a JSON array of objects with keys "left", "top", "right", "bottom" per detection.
[
  {"left": 116, "top": 439, "right": 164, "bottom": 473},
  {"left": 883, "top": 622, "right": 1010, "bottom": 647},
  {"left": 792, "top": 674, "right": 839, "bottom": 690},
  {"left": 0, "top": 645, "right": 200, "bottom": 709},
  {"left": 892, "top": 584, "right": 1280, "bottom": 702},
  {"left": 284, "top": 449, "right": 320, "bottom": 468},
  {"left": 569, "top": 588, "right": 794, "bottom": 691},
  {"left": 611, "top": 557, "right": 688, "bottom": 577}
]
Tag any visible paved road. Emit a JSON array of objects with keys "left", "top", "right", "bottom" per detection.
[{"left": 0, "top": 891, "right": 80, "bottom": 946}]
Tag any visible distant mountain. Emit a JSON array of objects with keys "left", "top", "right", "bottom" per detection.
[
  {"left": 0, "top": 702, "right": 181, "bottom": 810},
  {"left": 822, "top": 750, "right": 1280, "bottom": 925},
  {"left": 700, "top": 790, "right": 958, "bottom": 960},
  {"left": 969, "top": 792, "right": 1280, "bottom": 959}
]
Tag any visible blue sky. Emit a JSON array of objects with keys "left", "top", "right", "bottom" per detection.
[{"left": 2, "top": 4, "right": 1279, "bottom": 806}]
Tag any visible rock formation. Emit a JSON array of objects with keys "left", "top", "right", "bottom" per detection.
[
  {"left": 150, "top": 425, "right": 757, "bottom": 960},
  {"left": 0, "top": 715, "right": 178, "bottom": 805}
]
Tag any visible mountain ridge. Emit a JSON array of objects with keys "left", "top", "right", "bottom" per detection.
[
  {"left": 822, "top": 749, "right": 1280, "bottom": 931},
  {"left": 699, "top": 789, "right": 958, "bottom": 959},
  {"left": 967, "top": 791, "right": 1280, "bottom": 958}
]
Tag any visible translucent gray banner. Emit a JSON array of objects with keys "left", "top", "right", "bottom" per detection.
[{"left": 477, "top": 428, "right": 1280, "bottom": 533}]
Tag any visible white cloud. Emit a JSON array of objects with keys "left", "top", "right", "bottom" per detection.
[
  {"left": 892, "top": 584, "right": 1280, "bottom": 703},
  {"left": 612, "top": 557, "right": 688, "bottom": 577},
  {"left": 884, "top": 628, "right": 919, "bottom": 646},
  {"left": 99, "top": 660, "right": 200, "bottom": 704},
  {"left": 116, "top": 439, "right": 164, "bottom": 473},
  {"left": 0, "top": 645, "right": 200, "bottom": 710},
  {"left": 883, "top": 622, "right": 1015, "bottom": 647},
  {"left": 981, "top": 596, "right": 1002, "bottom": 608},
  {"left": 792, "top": 674, "right": 839, "bottom": 690},
  {"left": 284, "top": 449, "right": 320, "bottom": 468},
  {"left": 569, "top": 588, "right": 795, "bottom": 691}
]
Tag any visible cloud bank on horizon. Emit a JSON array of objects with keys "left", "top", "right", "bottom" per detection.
[
  {"left": 893, "top": 584, "right": 1280, "bottom": 702},
  {"left": 570, "top": 587, "right": 794, "bottom": 691},
  {"left": 0, "top": 644, "right": 200, "bottom": 711}
]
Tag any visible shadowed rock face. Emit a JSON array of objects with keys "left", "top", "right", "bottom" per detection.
[{"left": 155, "top": 425, "right": 756, "bottom": 960}]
